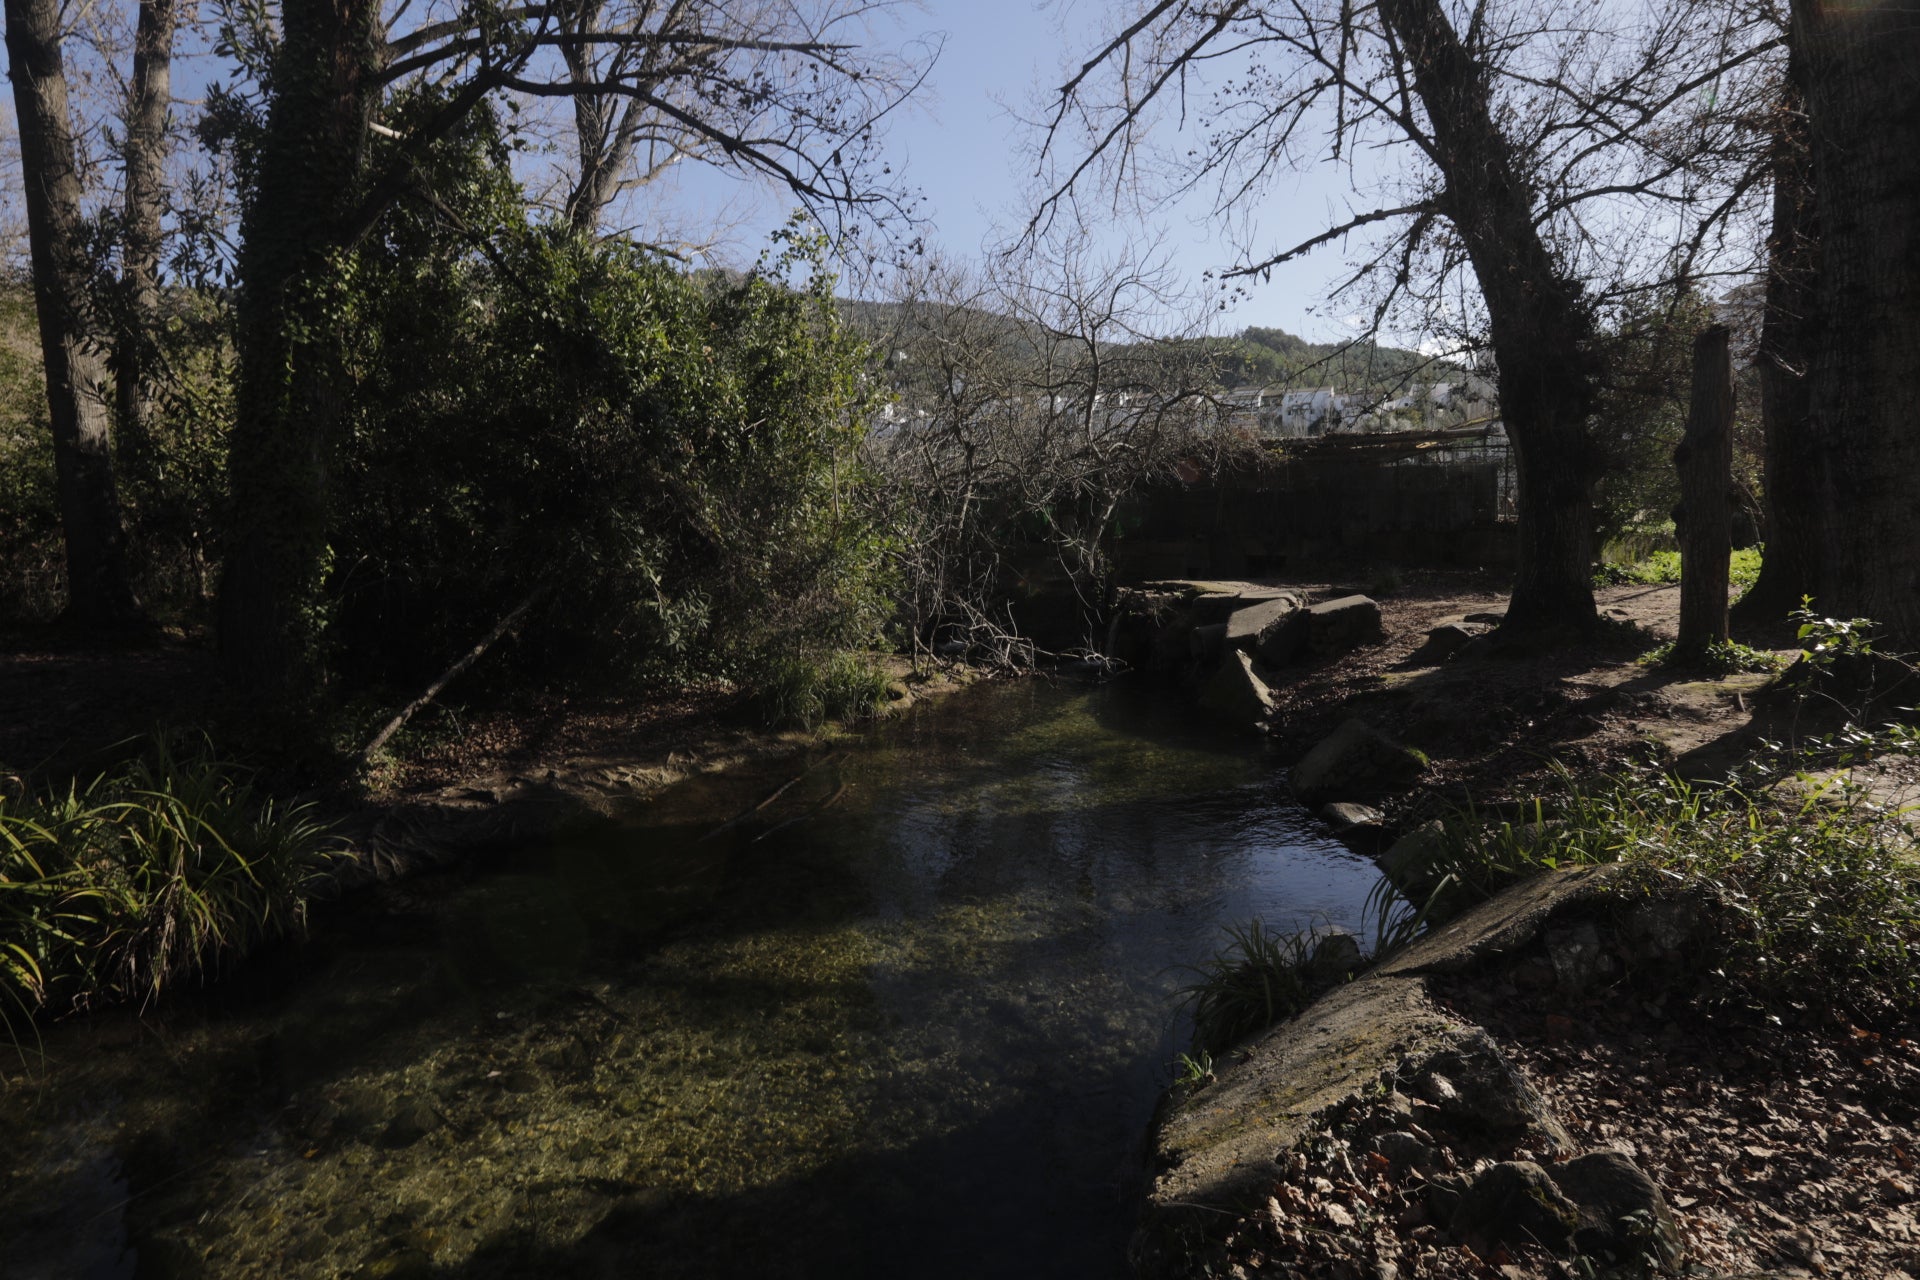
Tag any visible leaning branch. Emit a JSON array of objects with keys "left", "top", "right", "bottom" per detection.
[
  {"left": 1218, "top": 202, "right": 1433, "bottom": 280},
  {"left": 356, "top": 585, "right": 551, "bottom": 771}
]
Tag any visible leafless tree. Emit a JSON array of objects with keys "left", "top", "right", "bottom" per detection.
[
  {"left": 1035, "top": 0, "right": 1782, "bottom": 634},
  {"left": 868, "top": 234, "right": 1235, "bottom": 662},
  {"left": 4, "top": 0, "right": 142, "bottom": 626}
]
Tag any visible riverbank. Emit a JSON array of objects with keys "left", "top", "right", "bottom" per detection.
[
  {"left": 7, "top": 579, "right": 1918, "bottom": 1278},
  {"left": 0, "top": 640, "right": 986, "bottom": 889},
  {"left": 1139, "top": 574, "right": 1920, "bottom": 1279}
]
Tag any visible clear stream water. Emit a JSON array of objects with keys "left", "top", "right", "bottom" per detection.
[{"left": 1, "top": 679, "right": 1383, "bottom": 1280}]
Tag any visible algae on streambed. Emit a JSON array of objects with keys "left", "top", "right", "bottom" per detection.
[{"left": 0, "top": 679, "right": 1384, "bottom": 1280}]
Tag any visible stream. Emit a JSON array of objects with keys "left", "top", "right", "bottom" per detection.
[{"left": 1, "top": 678, "right": 1384, "bottom": 1280}]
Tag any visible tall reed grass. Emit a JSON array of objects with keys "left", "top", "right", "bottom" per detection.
[{"left": 0, "top": 737, "right": 342, "bottom": 1027}]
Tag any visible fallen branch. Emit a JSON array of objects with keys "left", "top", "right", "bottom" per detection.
[{"left": 356, "top": 586, "right": 550, "bottom": 771}]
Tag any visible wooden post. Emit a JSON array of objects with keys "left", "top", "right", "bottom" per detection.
[{"left": 1675, "top": 324, "right": 1734, "bottom": 655}]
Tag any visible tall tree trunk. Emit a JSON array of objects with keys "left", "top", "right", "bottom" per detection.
[
  {"left": 1731, "top": 41, "right": 1821, "bottom": 630},
  {"left": 1675, "top": 325, "right": 1734, "bottom": 655},
  {"left": 1377, "top": 0, "right": 1602, "bottom": 635},
  {"left": 1794, "top": 0, "right": 1920, "bottom": 644},
  {"left": 114, "top": 0, "right": 176, "bottom": 462},
  {"left": 216, "top": 0, "right": 381, "bottom": 701},
  {"left": 5, "top": 0, "right": 143, "bottom": 627}
]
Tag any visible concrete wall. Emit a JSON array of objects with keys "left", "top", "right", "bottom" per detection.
[{"left": 1113, "top": 447, "right": 1516, "bottom": 579}]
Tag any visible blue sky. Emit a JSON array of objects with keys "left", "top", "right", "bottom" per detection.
[{"left": 649, "top": 0, "right": 1391, "bottom": 342}]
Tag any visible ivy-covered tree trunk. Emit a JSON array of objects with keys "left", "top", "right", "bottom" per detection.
[
  {"left": 1732, "top": 42, "right": 1821, "bottom": 630},
  {"left": 216, "top": 0, "right": 381, "bottom": 701},
  {"left": 1377, "top": 0, "right": 1602, "bottom": 635},
  {"left": 1794, "top": 0, "right": 1920, "bottom": 645},
  {"left": 113, "top": 0, "right": 177, "bottom": 460},
  {"left": 5, "top": 0, "right": 143, "bottom": 627}
]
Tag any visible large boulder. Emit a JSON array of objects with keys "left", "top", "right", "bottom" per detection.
[
  {"left": 1223, "top": 595, "right": 1304, "bottom": 656},
  {"left": 1548, "top": 1150, "right": 1683, "bottom": 1268},
  {"left": 1289, "top": 718, "right": 1428, "bottom": 806},
  {"left": 1189, "top": 589, "right": 1294, "bottom": 625},
  {"left": 1256, "top": 607, "right": 1313, "bottom": 666},
  {"left": 1402, "top": 621, "right": 1482, "bottom": 666},
  {"left": 1307, "top": 594, "right": 1385, "bottom": 657},
  {"left": 1410, "top": 1029, "right": 1570, "bottom": 1149},
  {"left": 1188, "top": 622, "right": 1229, "bottom": 665},
  {"left": 1450, "top": 1161, "right": 1581, "bottom": 1252},
  {"left": 1200, "top": 650, "right": 1275, "bottom": 727}
]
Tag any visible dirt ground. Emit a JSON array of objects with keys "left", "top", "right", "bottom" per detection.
[
  {"left": 1253, "top": 574, "right": 1769, "bottom": 799},
  {"left": 1169, "top": 572, "right": 1920, "bottom": 1279}
]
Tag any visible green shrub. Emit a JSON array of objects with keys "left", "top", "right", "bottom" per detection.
[
  {"left": 0, "top": 737, "right": 342, "bottom": 1025},
  {"left": 331, "top": 188, "right": 893, "bottom": 696}
]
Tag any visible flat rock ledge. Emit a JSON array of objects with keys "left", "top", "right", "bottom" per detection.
[{"left": 1134, "top": 867, "right": 1633, "bottom": 1278}]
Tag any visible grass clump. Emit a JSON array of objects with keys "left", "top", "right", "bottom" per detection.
[
  {"left": 1176, "top": 919, "right": 1317, "bottom": 1056},
  {"left": 1638, "top": 637, "right": 1785, "bottom": 675},
  {"left": 1370, "top": 762, "right": 1920, "bottom": 1023},
  {"left": 754, "top": 651, "right": 892, "bottom": 729},
  {"left": 0, "top": 737, "right": 343, "bottom": 1025}
]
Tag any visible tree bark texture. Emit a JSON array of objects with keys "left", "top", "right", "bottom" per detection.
[
  {"left": 216, "top": 0, "right": 382, "bottom": 700},
  {"left": 1732, "top": 40, "right": 1822, "bottom": 629},
  {"left": 1376, "top": 0, "right": 1602, "bottom": 634},
  {"left": 1794, "top": 0, "right": 1920, "bottom": 645},
  {"left": 114, "top": 0, "right": 177, "bottom": 460},
  {"left": 5, "top": 0, "right": 142, "bottom": 626},
  {"left": 1675, "top": 325, "right": 1733, "bottom": 653}
]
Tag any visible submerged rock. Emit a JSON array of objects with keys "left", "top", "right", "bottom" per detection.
[
  {"left": 1320, "top": 801, "right": 1383, "bottom": 833},
  {"left": 1320, "top": 800, "right": 1387, "bottom": 853},
  {"left": 1290, "top": 718, "right": 1428, "bottom": 806},
  {"left": 381, "top": 1096, "right": 443, "bottom": 1148}
]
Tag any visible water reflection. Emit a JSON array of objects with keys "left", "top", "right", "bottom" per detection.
[{"left": 0, "top": 678, "right": 1381, "bottom": 1279}]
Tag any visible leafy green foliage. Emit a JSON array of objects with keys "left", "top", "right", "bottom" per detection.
[
  {"left": 1588, "top": 291, "right": 1763, "bottom": 556},
  {"left": 1365, "top": 785, "right": 1617, "bottom": 955},
  {"left": 0, "top": 279, "right": 233, "bottom": 624},
  {"left": 1593, "top": 546, "right": 1763, "bottom": 592},
  {"left": 1790, "top": 599, "right": 1882, "bottom": 666},
  {"left": 1638, "top": 637, "right": 1785, "bottom": 675},
  {"left": 0, "top": 286, "right": 63, "bottom": 622},
  {"left": 320, "top": 106, "right": 891, "bottom": 696},
  {"left": 0, "top": 737, "right": 341, "bottom": 1026}
]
